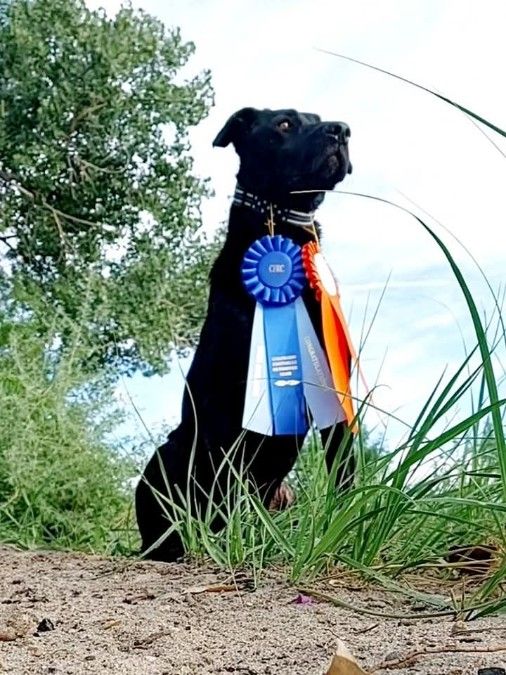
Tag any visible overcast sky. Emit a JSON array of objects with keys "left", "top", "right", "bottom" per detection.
[{"left": 91, "top": 0, "right": 506, "bottom": 447}]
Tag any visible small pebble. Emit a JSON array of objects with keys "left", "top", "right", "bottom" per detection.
[{"left": 36, "top": 618, "right": 55, "bottom": 633}]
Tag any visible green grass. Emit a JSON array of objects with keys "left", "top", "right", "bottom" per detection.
[
  {"left": 136, "top": 165, "right": 505, "bottom": 620},
  {"left": 144, "top": 342, "right": 504, "bottom": 618}
]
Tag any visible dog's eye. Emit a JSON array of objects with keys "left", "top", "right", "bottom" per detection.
[{"left": 278, "top": 120, "right": 292, "bottom": 131}]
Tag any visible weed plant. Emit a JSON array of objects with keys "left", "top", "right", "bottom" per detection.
[{"left": 0, "top": 312, "right": 138, "bottom": 554}]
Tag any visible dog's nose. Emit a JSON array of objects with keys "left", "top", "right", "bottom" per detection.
[{"left": 324, "top": 122, "right": 350, "bottom": 142}]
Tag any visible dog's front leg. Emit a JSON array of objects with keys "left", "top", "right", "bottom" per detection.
[{"left": 320, "top": 423, "right": 354, "bottom": 491}]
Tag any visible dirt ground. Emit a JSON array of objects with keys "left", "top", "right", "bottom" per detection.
[{"left": 0, "top": 546, "right": 505, "bottom": 675}]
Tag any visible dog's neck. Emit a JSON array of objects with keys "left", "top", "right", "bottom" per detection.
[
  {"left": 211, "top": 185, "right": 320, "bottom": 290},
  {"left": 232, "top": 185, "right": 319, "bottom": 228}
]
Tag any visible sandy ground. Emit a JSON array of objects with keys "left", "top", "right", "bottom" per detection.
[{"left": 0, "top": 546, "right": 505, "bottom": 675}]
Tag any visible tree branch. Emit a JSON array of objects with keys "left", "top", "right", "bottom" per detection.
[{"left": 0, "top": 166, "right": 101, "bottom": 228}]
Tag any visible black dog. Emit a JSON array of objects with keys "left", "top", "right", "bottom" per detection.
[{"left": 136, "top": 107, "right": 353, "bottom": 561}]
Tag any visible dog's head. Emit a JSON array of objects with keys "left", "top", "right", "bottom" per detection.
[{"left": 213, "top": 107, "right": 352, "bottom": 210}]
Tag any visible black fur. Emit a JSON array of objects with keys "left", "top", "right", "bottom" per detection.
[{"left": 136, "top": 108, "right": 354, "bottom": 561}]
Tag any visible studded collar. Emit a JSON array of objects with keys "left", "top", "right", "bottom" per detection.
[{"left": 232, "top": 185, "right": 315, "bottom": 228}]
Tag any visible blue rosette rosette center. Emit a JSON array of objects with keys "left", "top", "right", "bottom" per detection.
[{"left": 241, "top": 234, "right": 306, "bottom": 306}]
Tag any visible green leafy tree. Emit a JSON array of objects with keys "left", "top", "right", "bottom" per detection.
[{"left": 0, "top": 0, "right": 216, "bottom": 375}]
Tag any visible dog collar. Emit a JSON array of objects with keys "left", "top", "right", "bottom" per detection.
[{"left": 233, "top": 185, "right": 315, "bottom": 228}]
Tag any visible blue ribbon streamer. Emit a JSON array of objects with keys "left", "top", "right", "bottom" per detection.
[{"left": 263, "top": 302, "right": 308, "bottom": 435}]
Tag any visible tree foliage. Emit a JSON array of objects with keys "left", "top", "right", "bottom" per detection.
[{"left": 0, "top": 0, "right": 216, "bottom": 375}]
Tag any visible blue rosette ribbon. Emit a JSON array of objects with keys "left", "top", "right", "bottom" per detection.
[{"left": 241, "top": 235, "right": 345, "bottom": 436}]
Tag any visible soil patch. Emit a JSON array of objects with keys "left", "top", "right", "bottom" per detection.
[{"left": 1, "top": 546, "right": 505, "bottom": 674}]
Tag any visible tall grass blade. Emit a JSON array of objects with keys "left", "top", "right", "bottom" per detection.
[
  {"left": 318, "top": 50, "right": 506, "bottom": 137},
  {"left": 337, "top": 190, "right": 506, "bottom": 499}
]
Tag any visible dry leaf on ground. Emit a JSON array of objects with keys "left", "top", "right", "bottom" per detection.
[{"left": 325, "top": 639, "right": 368, "bottom": 675}]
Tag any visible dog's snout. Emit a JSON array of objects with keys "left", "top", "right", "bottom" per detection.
[{"left": 324, "top": 122, "right": 350, "bottom": 142}]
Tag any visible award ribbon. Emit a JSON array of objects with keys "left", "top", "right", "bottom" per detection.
[
  {"left": 302, "top": 241, "right": 358, "bottom": 430},
  {"left": 241, "top": 235, "right": 345, "bottom": 436}
]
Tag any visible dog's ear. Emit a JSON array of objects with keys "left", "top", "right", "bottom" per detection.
[{"left": 213, "top": 107, "right": 258, "bottom": 148}]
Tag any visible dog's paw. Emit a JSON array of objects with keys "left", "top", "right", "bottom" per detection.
[{"left": 268, "top": 483, "right": 295, "bottom": 511}]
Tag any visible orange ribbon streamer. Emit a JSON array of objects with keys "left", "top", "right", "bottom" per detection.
[{"left": 302, "top": 241, "right": 358, "bottom": 431}]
